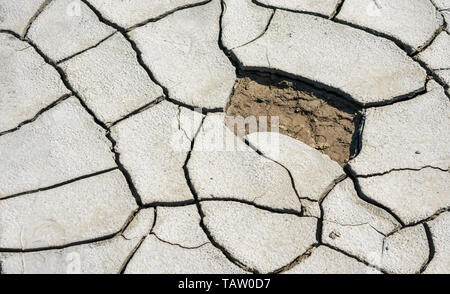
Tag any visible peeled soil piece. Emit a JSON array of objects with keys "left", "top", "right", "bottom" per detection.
[{"left": 226, "top": 72, "right": 361, "bottom": 166}]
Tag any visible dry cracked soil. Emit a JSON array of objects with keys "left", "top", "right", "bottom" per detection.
[{"left": 0, "top": 0, "right": 449, "bottom": 275}]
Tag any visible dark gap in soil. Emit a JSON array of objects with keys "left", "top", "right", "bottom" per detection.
[{"left": 225, "top": 71, "right": 362, "bottom": 166}]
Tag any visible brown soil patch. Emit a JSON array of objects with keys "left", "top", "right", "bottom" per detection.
[{"left": 225, "top": 72, "right": 361, "bottom": 166}]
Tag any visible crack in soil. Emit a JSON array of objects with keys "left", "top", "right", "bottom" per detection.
[
  {"left": 0, "top": 167, "right": 118, "bottom": 201},
  {"left": 22, "top": 0, "right": 53, "bottom": 38},
  {"left": 182, "top": 116, "right": 255, "bottom": 273},
  {"left": 0, "top": 93, "right": 71, "bottom": 138},
  {"left": 345, "top": 165, "right": 406, "bottom": 227}
]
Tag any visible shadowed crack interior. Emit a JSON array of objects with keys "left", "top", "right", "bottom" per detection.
[{"left": 226, "top": 71, "right": 362, "bottom": 166}]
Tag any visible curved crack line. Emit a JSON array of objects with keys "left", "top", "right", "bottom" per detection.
[
  {"left": 330, "top": 0, "right": 345, "bottom": 19},
  {"left": 419, "top": 223, "right": 435, "bottom": 274},
  {"left": 355, "top": 165, "right": 449, "bottom": 178},
  {"left": 344, "top": 165, "right": 406, "bottom": 227},
  {"left": 79, "top": 0, "right": 169, "bottom": 96},
  {"left": 22, "top": 0, "right": 53, "bottom": 38},
  {"left": 152, "top": 233, "right": 210, "bottom": 250},
  {"left": 119, "top": 208, "right": 157, "bottom": 274},
  {"left": 0, "top": 167, "right": 118, "bottom": 201},
  {"left": 56, "top": 31, "right": 117, "bottom": 64},
  {"left": 411, "top": 21, "right": 447, "bottom": 57},
  {"left": 251, "top": 0, "right": 331, "bottom": 19},
  {"left": 125, "top": 0, "right": 213, "bottom": 32},
  {"left": 199, "top": 198, "right": 304, "bottom": 217},
  {"left": 323, "top": 219, "right": 388, "bottom": 237},
  {"left": 229, "top": 8, "right": 276, "bottom": 51},
  {"left": 0, "top": 93, "right": 71, "bottom": 138},
  {"left": 317, "top": 175, "right": 348, "bottom": 244},
  {"left": 0, "top": 29, "right": 145, "bottom": 207},
  {"left": 321, "top": 243, "right": 388, "bottom": 274},
  {"left": 141, "top": 200, "right": 197, "bottom": 209},
  {"left": 110, "top": 96, "right": 166, "bottom": 127},
  {"left": 271, "top": 245, "right": 318, "bottom": 274},
  {"left": 253, "top": 0, "right": 443, "bottom": 58}
]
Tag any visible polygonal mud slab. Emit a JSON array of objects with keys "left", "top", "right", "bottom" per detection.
[
  {"left": 424, "top": 212, "right": 450, "bottom": 274},
  {"left": 201, "top": 201, "right": 317, "bottom": 273},
  {"left": 60, "top": 33, "right": 163, "bottom": 125},
  {"left": 129, "top": 0, "right": 236, "bottom": 109},
  {"left": 88, "top": 0, "right": 208, "bottom": 28},
  {"left": 336, "top": 0, "right": 443, "bottom": 52},
  {"left": 246, "top": 133, "right": 345, "bottom": 201},
  {"left": 0, "top": 97, "right": 116, "bottom": 198},
  {"left": 322, "top": 179, "right": 429, "bottom": 274},
  {"left": 188, "top": 114, "right": 302, "bottom": 213},
  {"left": 0, "top": 170, "right": 137, "bottom": 250},
  {"left": 284, "top": 246, "right": 381, "bottom": 274},
  {"left": 0, "top": 0, "right": 47, "bottom": 35},
  {"left": 0, "top": 33, "right": 69, "bottom": 133},
  {"left": 417, "top": 31, "right": 450, "bottom": 70},
  {"left": 226, "top": 72, "right": 361, "bottom": 166},
  {"left": 254, "top": 0, "right": 339, "bottom": 17},
  {"left": 432, "top": 0, "right": 450, "bottom": 10},
  {"left": 0, "top": 208, "right": 153, "bottom": 274},
  {"left": 349, "top": 81, "right": 450, "bottom": 175},
  {"left": 358, "top": 168, "right": 450, "bottom": 225},
  {"left": 124, "top": 235, "right": 247, "bottom": 274},
  {"left": 111, "top": 101, "right": 203, "bottom": 205},
  {"left": 27, "top": 0, "right": 115, "bottom": 62},
  {"left": 232, "top": 10, "right": 427, "bottom": 106},
  {"left": 221, "top": 0, "right": 273, "bottom": 49}
]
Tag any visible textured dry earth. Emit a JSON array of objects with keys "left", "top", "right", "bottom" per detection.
[{"left": 0, "top": 0, "right": 449, "bottom": 274}]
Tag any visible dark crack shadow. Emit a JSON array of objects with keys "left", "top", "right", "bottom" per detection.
[
  {"left": 119, "top": 208, "right": 158, "bottom": 274},
  {"left": 0, "top": 29, "right": 145, "bottom": 208},
  {"left": 181, "top": 116, "right": 256, "bottom": 274}
]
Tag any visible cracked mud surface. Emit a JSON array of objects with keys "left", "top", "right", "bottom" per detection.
[
  {"left": 0, "top": 0, "right": 449, "bottom": 274},
  {"left": 226, "top": 72, "right": 360, "bottom": 166}
]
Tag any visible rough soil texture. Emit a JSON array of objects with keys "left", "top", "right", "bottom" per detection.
[{"left": 226, "top": 72, "right": 361, "bottom": 166}]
